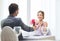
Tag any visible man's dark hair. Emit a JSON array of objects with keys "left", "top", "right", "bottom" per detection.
[{"left": 9, "top": 3, "right": 18, "bottom": 14}]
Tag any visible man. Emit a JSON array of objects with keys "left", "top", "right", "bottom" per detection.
[{"left": 1, "top": 3, "right": 34, "bottom": 40}]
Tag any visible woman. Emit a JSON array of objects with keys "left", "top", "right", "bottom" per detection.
[{"left": 33, "top": 10, "right": 48, "bottom": 36}]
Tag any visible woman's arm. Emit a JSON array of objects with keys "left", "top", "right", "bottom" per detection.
[
  {"left": 44, "top": 22, "right": 48, "bottom": 27},
  {"left": 43, "top": 22, "right": 48, "bottom": 31}
]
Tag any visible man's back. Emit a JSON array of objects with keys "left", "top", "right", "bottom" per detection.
[{"left": 1, "top": 15, "right": 21, "bottom": 29}]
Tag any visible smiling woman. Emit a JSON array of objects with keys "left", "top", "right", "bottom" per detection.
[{"left": 30, "top": 0, "right": 55, "bottom": 36}]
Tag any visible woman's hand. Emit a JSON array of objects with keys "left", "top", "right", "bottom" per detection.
[
  {"left": 44, "top": 22, "right": 48, "bottom": 27},
  {"left": 43, "top": 22, "right": 48, "bottom": 32},
  {"left": 43, "top": 27, "right": 47, "bottom": 32}
]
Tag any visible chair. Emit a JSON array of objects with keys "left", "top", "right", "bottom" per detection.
[{"left": 1, "top": 26, "right": 18, "bottom": 41}]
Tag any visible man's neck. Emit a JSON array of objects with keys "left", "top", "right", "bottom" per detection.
[{"left": 10, "top": 14, "right": 15, "bottom": 17}]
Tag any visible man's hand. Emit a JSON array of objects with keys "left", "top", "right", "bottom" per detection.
[{"left": 33, "top": 26, "right": 36, "bottom": 30}]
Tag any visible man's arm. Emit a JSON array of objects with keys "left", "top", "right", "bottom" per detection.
[{"left": 18, "top": 18, "right": 34, "bottom": 32}]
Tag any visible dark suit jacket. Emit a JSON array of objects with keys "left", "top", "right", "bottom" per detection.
[{"left": 1, "top": 15, "right": 34, "bottom": 40}]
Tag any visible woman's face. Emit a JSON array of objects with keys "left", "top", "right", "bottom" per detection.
[{"left": 37, "top": 12, "right": 44, "bottom": 21}]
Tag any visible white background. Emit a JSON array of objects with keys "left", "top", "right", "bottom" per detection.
[{"left": 56, "top": 0, "right": 60, "bottom": 40}]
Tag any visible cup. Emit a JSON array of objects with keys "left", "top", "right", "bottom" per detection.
[{"left": 14, "top": 26, "right": 21, "bottom": 34}]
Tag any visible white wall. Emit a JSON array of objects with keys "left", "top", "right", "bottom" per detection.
[{"left": 56, "top": 0, "right": 60, "bottom": 40}]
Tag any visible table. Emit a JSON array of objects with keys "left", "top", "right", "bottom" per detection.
[{"left": 22, "top": 35, "right": 55, "bottom": 41}]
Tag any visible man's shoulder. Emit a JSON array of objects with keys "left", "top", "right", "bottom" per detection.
[
  {"left": 14, "top": 17, "right": 21, "bottom": 21},
  {"left": 1, "top": 17, "right": 21, "bottom": 23}
]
